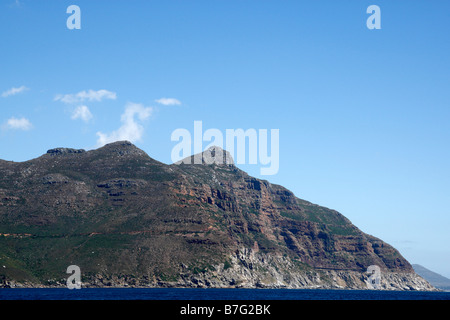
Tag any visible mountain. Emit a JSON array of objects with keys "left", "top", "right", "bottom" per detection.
[
  {"left": 412, "top": 264, "right": 450, "bottom": 291},
  {"left": 0, "top": 141, "right": 435, "bottom": 290}
]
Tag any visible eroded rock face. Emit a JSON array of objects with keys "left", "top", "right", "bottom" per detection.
[
  {"left": 0, "top": 141, "right": 435, "bottom": 290},
  {"left": 176, "top": 146, "right": 234, "bottom": 165},
  {"left": 47, "top": 148, "right": 86, "bottom": 156},
  {"left": 172, "top": 248, "right": 436, "bottom": 291}
]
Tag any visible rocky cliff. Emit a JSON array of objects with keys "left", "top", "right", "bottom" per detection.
[{"left": 0, "top": 142, "right": 435, "bottom": 290}]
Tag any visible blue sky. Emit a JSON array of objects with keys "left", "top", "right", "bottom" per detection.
[{"left": 1, "top": 1, "right": 450, "bottom": 278}]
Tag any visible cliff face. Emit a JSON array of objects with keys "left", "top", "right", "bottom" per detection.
[{"left": 0, "top": 142, "right": 435, "bottom": 290}]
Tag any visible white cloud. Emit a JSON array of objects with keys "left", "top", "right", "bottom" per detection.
[
  {"left": 71, "top": 105, "right": 93, "bottom": 122},
  {"left": 5, "top": 117, "right": 32, "bottom": 131},
  {"left": 155, "top": 98, "right": 181, "bottom": 106},
  {"left": 96, "top": 102, "right": 152, "bottom": 147},
  {"left": 8, "top": 0, "right": 22, "bottom": 8},
  {"left": 55, "top": 89, "right": 117, "bottom": 104},
  {"left": 1, "top": 86, "right": 29, "bottom": 98}
]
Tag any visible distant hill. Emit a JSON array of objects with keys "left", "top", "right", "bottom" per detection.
[
  {"left": 0, "top": 141, "right": 435, "bottom": 290},
  {"left": 412, "top": 264, "right": 450, "bottom": 291}
]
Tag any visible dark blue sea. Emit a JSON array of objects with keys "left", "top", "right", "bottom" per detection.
[{"left": 0, "top": 288, "right": 449, "bottom": 300}]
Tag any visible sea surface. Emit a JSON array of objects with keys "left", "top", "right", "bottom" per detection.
[{"left": 0, "top": 288, "right": 449, "bottom": 300}]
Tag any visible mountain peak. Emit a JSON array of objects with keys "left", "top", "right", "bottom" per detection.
[
  {"left": 103, "top": 140, "right": 133, "bottom": 147},
  {"left": 0, "top": 142, "right": 435, "bottom": 291},
  {"left": 176, "top": 145, "right": 234, "bottom": 165},
  {"left": 97, "top": 140, "right": 148, "bottom": 157}
]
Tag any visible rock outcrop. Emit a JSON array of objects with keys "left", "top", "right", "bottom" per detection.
[{"left": 47, "top": 148, "right": 86, "bottom": 155}]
